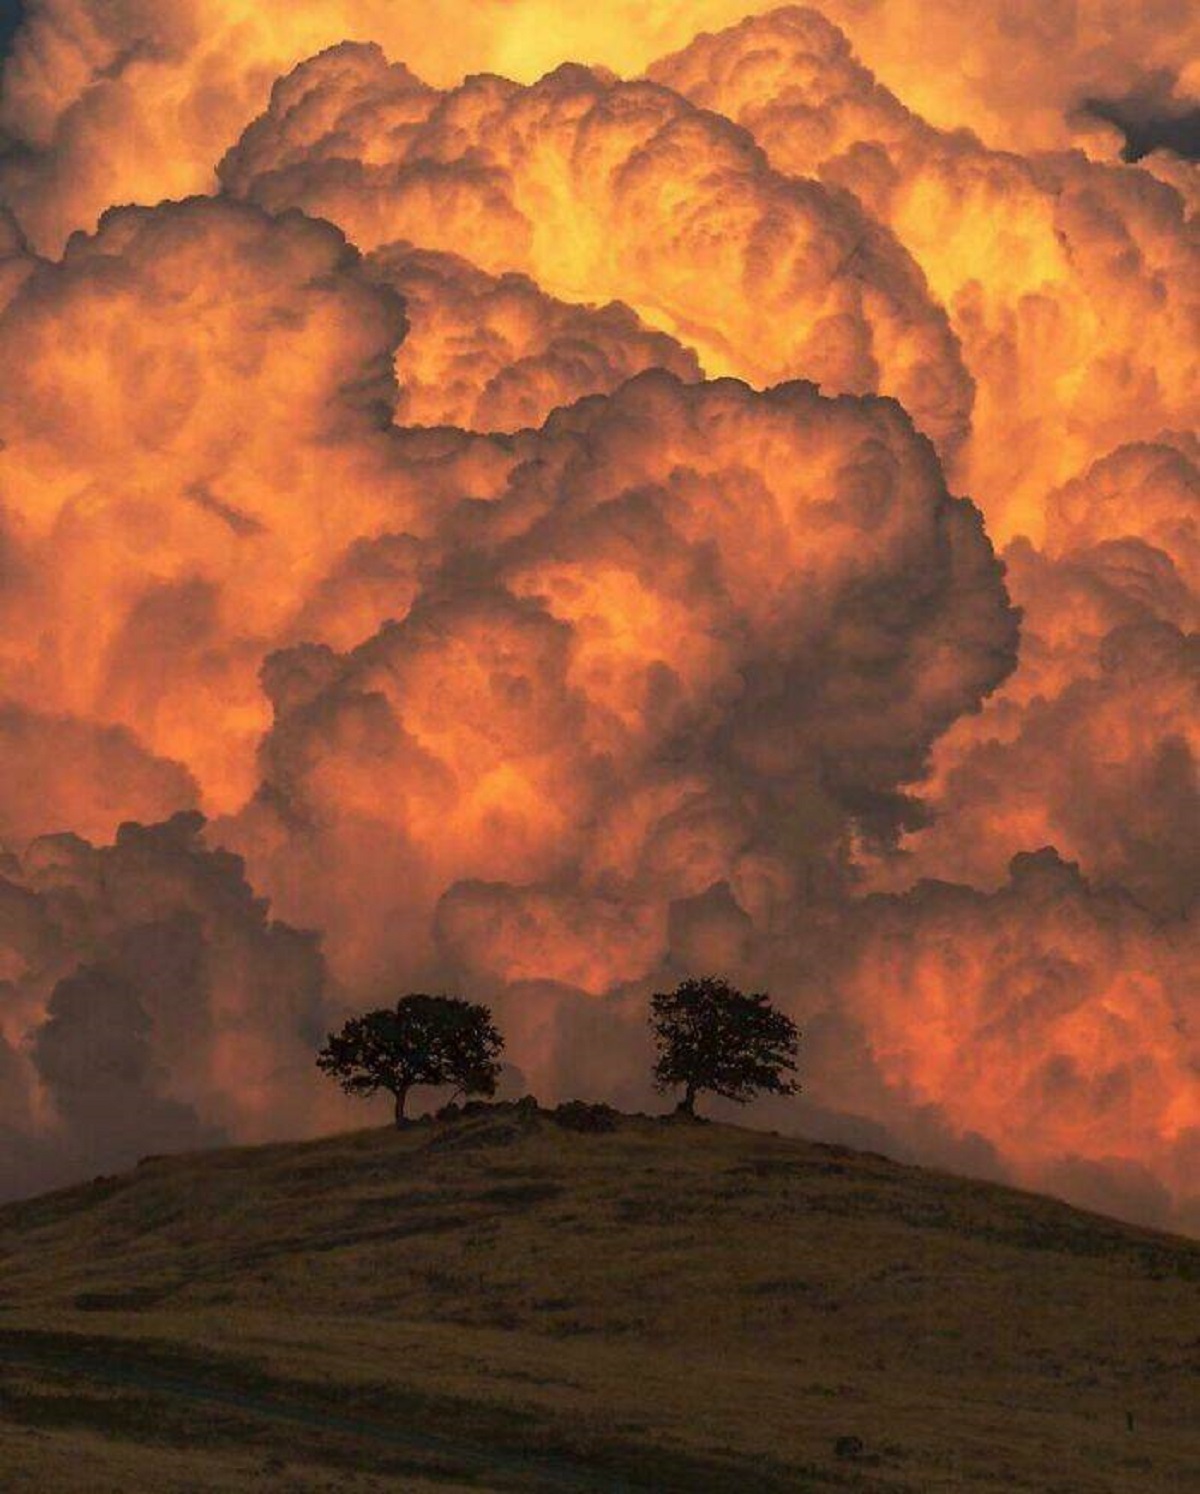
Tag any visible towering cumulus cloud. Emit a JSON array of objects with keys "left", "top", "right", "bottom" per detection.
[
  {"left": 651, "top": 7, "right": 1199, "bottom": 538},
  {"left": 890, "top": 439, "right": 1199, "bottom": 919},
  {"left": 2, "top": 2, "right": 1195, "bottom": 252},
  {"left": 239, "top": 372, "right": 1015, "bottom": 990},
  {"left": 219, "top": 45, "right": 974, "bottom": 460},
  {"left": 0, "top": 195, "right": 410, "bottom": 815},
  {"left": 0, "top": 5, "right": 1194, "bottom": 1230}
]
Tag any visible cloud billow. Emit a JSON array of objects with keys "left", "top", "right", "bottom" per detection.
[{"left": 0, "top": 2, "right": 1192, "bottom": 1230}]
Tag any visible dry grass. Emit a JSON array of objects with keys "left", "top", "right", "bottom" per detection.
[{"left": 0, "top": 1103, "right": 1196, "bottom": 1492}]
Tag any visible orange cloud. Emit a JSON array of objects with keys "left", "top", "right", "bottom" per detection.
[
  {"left": 235, "top": 373, "right": 1014, "bottom": 993},
  {"left": 4, "top": 2, "right": 1193, "bottom": 254},
  {"left": 652, "top": 8, "right": 1199, "bottom": 540},
  {"left": 840, "top": 850, "right": 1198, "bottom": 1230},
  {"left": 0, "top": 5, "right": 1193, "bottom": 1229},
  {"left": 367, "top": 242, "right": 702, "bottom": 432}
]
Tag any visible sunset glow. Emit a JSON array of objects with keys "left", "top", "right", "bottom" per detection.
[{"left": 0, "top": 1, "right": 1195, "bottom": 1232}]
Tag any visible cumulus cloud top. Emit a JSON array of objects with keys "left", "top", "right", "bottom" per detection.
[
  {"left": 219, "top": 46, "right": 975, "bottom": 460},
  {"left": 3, "top": 2, "right": 1194, "bottom": 253},
  {"left": 652, "top": 7, "right": 1200, "bottom": 539}
]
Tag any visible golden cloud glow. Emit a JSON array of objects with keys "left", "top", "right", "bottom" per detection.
[{"left": 0, "top": 2, "right": 1194, "bottom": 1229}]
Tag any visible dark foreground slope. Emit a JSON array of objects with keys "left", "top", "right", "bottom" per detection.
[{"left": 0, "top": 1103, "right": 1196, "bottom": 1493}]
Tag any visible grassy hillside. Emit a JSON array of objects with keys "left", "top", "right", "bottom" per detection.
[{"left": 0, "top": 1101, "right": 1196, "bottom": 1492}]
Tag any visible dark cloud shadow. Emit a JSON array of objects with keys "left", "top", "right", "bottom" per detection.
[
  {"left": 0, "top": 2, "right": 24, "bottom": 58},
  {"left": 1084, "top": 93, "right": 1200, "bottom": 162}
]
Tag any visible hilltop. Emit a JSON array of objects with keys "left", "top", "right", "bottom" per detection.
[{"left": 0, "top": 1101, "right": 1196, "bottom": 1492}]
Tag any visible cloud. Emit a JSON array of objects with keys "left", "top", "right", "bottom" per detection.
[
  {"left": 877, "top": 440, "right": 1198, "bottom": 917},
  {"left": 0, "top": 6, "right": 1192, "bottom": 1232},
  {"left": 0, "top": 811, "right": 334, "bottom": 1199},
  {"left": 1082, "top": 86, "right": 1200, "bottom": 164},
  {"left": 31, "top": 962, "right": 221, "bottom": 1176},
  {"left": 802, "top": 0, "right": 1200, "bottom": 154},
  {"left": 0, "top": 202, "right": 36, "bottom": 304},
  {"left": 0, "top": 191, "right": 710, "bottom": 832},
  {"left": 0, "top": 194, "right": 408, "bottom": 814},
  {"left": 0, "top": 706, "right": 199, "bottom": 849},
  {"left": 232, "top": 371, "right": 1015, "bottom": 996},
  {"left": 837, "top": 849, "right": 1199, "bottom": 1230},
  {"left": 219, "top": 44, "right": 975, "bottom": 462},
  {"left": 366, "top": 241, "right": 702, "bottom": 433},
  {"left": 3, "top": 2, "right": 1193, "bottom": 256},
  {"left": 650, "top": 7, "right": 1199, "bottom": 541}
]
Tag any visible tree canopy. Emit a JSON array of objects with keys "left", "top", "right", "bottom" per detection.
[
  {"left": 316, "top": 993, "right": 504, "bottom": 1124},
  {"left": 650, "top": 976, "right": 800, "bottom": 1116}
]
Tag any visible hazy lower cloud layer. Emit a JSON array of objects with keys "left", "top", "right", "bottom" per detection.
[
  {"left": 0, "top": 3, "right": 1195, "bottom": 1231},
  {"left": 0, "top": 812, "right": 334, "bottom": 1200}
]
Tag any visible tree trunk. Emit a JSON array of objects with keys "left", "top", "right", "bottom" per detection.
[
  {"left": 393, "top": 1087, "right": 410, "bottom": 1127},
  {"left": 676, "top": 1083, "right": 697, "bottom": 1117}
]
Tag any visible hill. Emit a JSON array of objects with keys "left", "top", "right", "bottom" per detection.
[{"left": 0, "top": 1101, "right": 1196, "bottom": 1492}]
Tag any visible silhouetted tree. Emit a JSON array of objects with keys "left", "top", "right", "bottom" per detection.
[
  {"left": 316, "top": 994, "right": 504, "bottom": 1125},
  {"left": 650, "top": 976, "right": 799, "bottom": 1117}
]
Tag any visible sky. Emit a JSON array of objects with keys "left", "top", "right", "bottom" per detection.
[
  {"left": 0, "top": 4, "right": 23, "bottom": 55},
  {"left": 0, "top": 1, "right": 1195, "bottom": 1235},
  {"left": 1085, "top": 93, "right": 1200, "bottom": 161}
]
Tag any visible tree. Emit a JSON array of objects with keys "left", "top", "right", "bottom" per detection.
[
  {"left": 649, "top": 976, "right": 799, "bottom": 1117},
  {"left": 316, "top": 994, "right": 504, "bottom": 1125}
]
